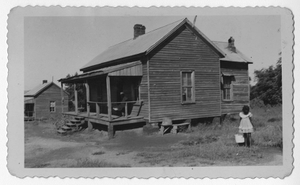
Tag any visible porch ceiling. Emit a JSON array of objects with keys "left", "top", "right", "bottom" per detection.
[{"left": 59, "top": 61, "right": 142, "bottom": 83}]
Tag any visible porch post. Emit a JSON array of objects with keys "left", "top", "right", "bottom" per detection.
[
  {"left": 106, "top": 75, "right": 112, "bottom": 121},
  {"left": 106, "top": 75, "right": 113, "bottom": 139},
  {"left": 74, "top": 84, "right": 78, "bottom": 115},
  {"left": 85, "top": 82, "right": 92, "bottom": 130},
  {"left": 60, "top": 82, "right": 64, "bottom": 114}
]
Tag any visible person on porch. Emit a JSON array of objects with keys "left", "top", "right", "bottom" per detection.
[{"left": 112, "top": 92, "right": 128, "bottom": 116}]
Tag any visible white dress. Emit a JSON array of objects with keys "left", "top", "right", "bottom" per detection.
[{"left": 239, "top": 112, "right": 253, "bottom": 133}]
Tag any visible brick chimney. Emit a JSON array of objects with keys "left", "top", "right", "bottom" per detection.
[
  {"left": 228, "top": 36, "right": 236, "bottom": 52},
  {"left": 42, "top": 80, "right": 48, "bottom": 84},
  {"left": 134, "top": 24, "right": 146, "bottom": 39}
]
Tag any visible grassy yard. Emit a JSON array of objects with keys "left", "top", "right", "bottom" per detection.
[
  {"left": 134, "top": 105, "right": 282, "bottom": 166},
  {"left": 25, "top": 106, "right": 282, "bottom": 167}
]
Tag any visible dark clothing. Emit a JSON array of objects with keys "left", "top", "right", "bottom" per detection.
[
  {"left": 113, "top": 95, "right": 128, "bottom": 116},
  {"left": 243, "top": 133, "right": 252, "bottom": 147}
]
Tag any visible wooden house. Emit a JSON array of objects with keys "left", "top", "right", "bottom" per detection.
[
  {"left": 59, "top": 18, "right": 252, "bottom": 137},
  {"left": 24, "top": 80, "right": 69, "bottom": 120},
  {"left": 213, "top": 38, "right": 253, "bottom": 114}
]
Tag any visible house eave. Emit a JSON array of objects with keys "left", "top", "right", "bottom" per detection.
[{"left": 80, "top": 53, "right": 145, "bottom": 72}]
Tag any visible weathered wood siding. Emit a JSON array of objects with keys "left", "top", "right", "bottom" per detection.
[
  {"left": 108, "top": 64, "right": 142, "bottom": 76},
  {"left": 35, "top": 84, "right": 69, "bottom": 119},
  {"left": 138, "top": 59, "right": 149, "bottom": 120},
  {"left": 148, "top": 26, "right": 221, "bottom": 123},
  {"left": 221, "top": 62, "right": 250, "bottom": 114}
]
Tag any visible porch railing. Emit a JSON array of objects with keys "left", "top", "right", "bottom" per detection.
[{"left": 87, "top": 100, "right": 141, "bottom": 120}]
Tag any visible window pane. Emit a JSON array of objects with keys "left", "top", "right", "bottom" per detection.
[
  {"left": 186, "top": 88, "right": 192, "bottom": 101},
  {"left": 223, "top": 89, "right": 231, "bottom": 100},
  {"left": 182, "top": 72, "right": 194, "bottom": 102},
  {"left": 182, "top": 73, "right": 187, "bottom": 86},
  {"left": 187, "top": 73, "right": 192, "bottom": 86},
  {"left": 182, "top": 88, "right": 187, "bottom": 101}
]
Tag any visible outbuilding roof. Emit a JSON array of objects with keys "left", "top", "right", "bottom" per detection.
[
  {"left": 212, "top": 41, "right": 253, "bottom": 64},
  {"left": 24, "top": 82, "right": 53, "bottom": 97},
  {"left": 81, "top": 18, "right": 225, "bottom": 72},
  {"left": 24, "top": 82, "right": 67, "bottom": 97}
]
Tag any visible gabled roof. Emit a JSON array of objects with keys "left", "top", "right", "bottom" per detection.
[
  {"left": 81, "top": 18, "right": 225, "bottom": 72},
  {"left": 212, "top": 41, "right": 253, "bottom": 64},
  {"left": 24, "top": 82, "right": 67, "bottom": 97}
]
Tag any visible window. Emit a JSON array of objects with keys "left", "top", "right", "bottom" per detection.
[
  {"left": 50, "top": 101, "right": 56, "bottom": 112},
  {"left": 222, "top": 76, "right": 233, "bottom": 100},
  {"left": 181, "top": 71, "right": 195, "bottom": 103}
]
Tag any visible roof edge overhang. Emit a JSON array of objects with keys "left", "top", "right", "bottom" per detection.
[
  {"left": 220, "top": 59, "right": 253, "bottom": 64},
  {"left": 60, "top": 61, "right": 142, "bottom": 83},
  {"left": 80, "top": 53, "right": 145, "bottom": 72},
  {"left": 24, "top": 82, "right": 69, "bottom": 97}
]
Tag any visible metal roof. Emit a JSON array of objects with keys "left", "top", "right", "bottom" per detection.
[
  {"left": 81, "top": 18, "right": 225, "bottom": 72},
  {"left": 212, "top": 41, "right": 253, "bottom": 63},
  {"left": 24, "top": 83, "right": 53, "bottom": 97},
  {"left": 24, "top": 82, "right": 68, "bottom": 97},
  {"left": 60, "top": 61, "right": 142, "bottom": 83}
]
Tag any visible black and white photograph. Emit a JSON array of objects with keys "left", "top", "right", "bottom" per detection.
[{"left": 6, "top": 6, "right": 294, "bottom": 179}]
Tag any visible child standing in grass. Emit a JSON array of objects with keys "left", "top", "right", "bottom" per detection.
[{"left": 239, "top": 105, "right": 254, "bottom": 147}]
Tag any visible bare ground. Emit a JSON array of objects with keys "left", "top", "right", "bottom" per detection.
[{"left": 24, "top": 121, "right": 282, "bottom": 168}]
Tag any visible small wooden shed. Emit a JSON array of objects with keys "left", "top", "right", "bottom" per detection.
[
  {"left": 24, "top": 80, "right": 69, "bottom": 120},
  {"left": 59, "top": 18, "right": 252, "bottom": 137}
]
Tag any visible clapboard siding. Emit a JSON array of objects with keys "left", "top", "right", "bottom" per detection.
[
  {"left": 221, "top": 62, "right": 250, "bottom": 114},
  {"left": 138, "top": 60, "right": 149, "bottom": 119},
  {"left": 35, "top": 84, "right": 68, "bottom": 119},
  {"left": 148, "top": 26, "right": 221, "bottom": 122}
]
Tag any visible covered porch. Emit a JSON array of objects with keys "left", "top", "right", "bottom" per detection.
[{"left": 59, "top": 61, "right": 146, "bottom": 138}]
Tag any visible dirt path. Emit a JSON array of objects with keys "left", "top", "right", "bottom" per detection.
[{"left": 25, "top": 122, "right": 283, "bottom": 168}]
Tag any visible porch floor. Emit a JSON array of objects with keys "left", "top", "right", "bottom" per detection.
[{"left": 63, "top": 111, "right": 145, "bottom": 126}]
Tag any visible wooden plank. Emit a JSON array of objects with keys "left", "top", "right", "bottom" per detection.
[
  {"left": 106, "top": 75, "right": 112, "bottom": 121},
  {"left": 147, "top": 59, "right": 151, "bottom": 122},
  {"left": 85, "top": 82, "right": 92, "bottom": 130},
  {"left": 106, "top": 75, "right": 113, "bottom": 138},
  {"left": 109, "top": 64, "right": 143, "bottom": 76},
  {"left": 74, "top": 84, "right": 78, "bottom": 115},
  {"left": 60, "top": 82, "right": 64, "bottom": 114}
]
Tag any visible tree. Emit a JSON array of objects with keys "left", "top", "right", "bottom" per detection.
[
  {"left": 250, "top": 53, "right": 282, "bottom": 106},
  {"left": 64, "top": 73, "right": 87, "bottom": 111}
]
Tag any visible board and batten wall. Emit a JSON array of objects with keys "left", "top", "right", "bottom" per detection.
[
  {"left": 34, "top": 84, "right": 69, "bottom": 119},
  {"left": 147, "top": 26, "right": 221, "bottom": 123},
  {"left": 221, "top": 62, "right": 250, "bottom": 114}
]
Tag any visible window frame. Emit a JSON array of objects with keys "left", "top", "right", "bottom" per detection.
[
  {"left": 50, "top": 101, "right": 56, "bottom": 113},
  {"left": 222, "top": 75, "right": 234, "bottom": 101},
  {"left": 180, "top": 70, "right": 196, "bottom": 104}
]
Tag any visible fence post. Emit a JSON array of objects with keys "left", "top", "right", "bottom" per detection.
[
  {"left": 125, "top": 102, "right": 128, "bottom": 118},
  {"left": 96, "top": 103, "right": 100, "bottom": 119}
]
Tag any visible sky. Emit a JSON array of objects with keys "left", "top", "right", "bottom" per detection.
[{"left": 24, "top": 15, "right": 281, "bottom": 90}]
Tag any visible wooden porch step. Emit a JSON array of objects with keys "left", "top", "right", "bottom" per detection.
[
  {"left": 70, "top": 119, "right": 82, "bottom": 124},
  {"left": 61, "top": 125, "right": 72, "bottom": 131},
  {"left": 65, "top": 122, "right": 76, "bottom": 127},
  {"left": 75, "top": 117, "right": 85, "bottom": 121}
]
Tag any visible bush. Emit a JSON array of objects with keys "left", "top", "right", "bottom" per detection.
[{"left": 252, "top": 125, "right": 282, "bottom": 148}]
